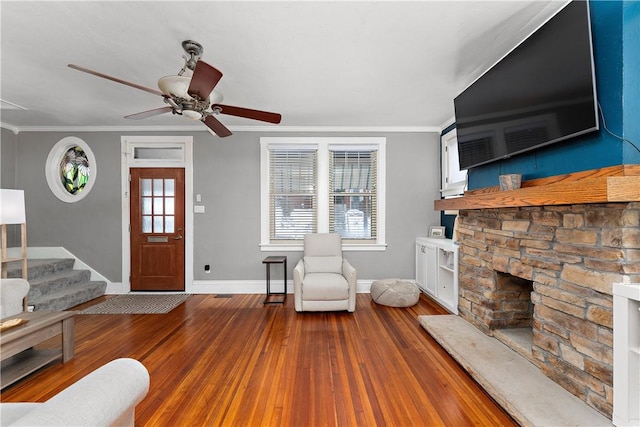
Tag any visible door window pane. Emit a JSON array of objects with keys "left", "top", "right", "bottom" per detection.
[
  {"left": 153, "top": 179, "right": 163, "bottom": 196},
  {"left": 165, "top": 198, "right": 174, "bottom": 215},
  {"left": 142, "top": 197, "right": 152, "bottom": 215},
  {"left": 153, "top": 197, "right": 164, "bottom": 215},
  {"left": 165, "top": 216, "right": 175, "bottom": 233},
  {"left": 164, "top": 179, "right": 175, "bottom": 196},
  {"left": 142, "top": 216, "right": 152, "bottom": 233},
  {"left": 141, "top": 179, "right": 152, "bottom": 196},
  {"left": 153, "top": 216, "right": 164, "bottom": 233}
]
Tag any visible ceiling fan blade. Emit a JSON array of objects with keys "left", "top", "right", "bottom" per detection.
[
  {"left": 124, "top": 106, "right": 173, "bottom": 120},
  {"left": 68, "top": 64, "right": 164, "bottom": 97},
  {"left": 188, "top": 60, "right": 223, "bottom": 101},
  {"left": 204, "top": 115, "right": 233, "bottom": 137},
  {"left": 214, "top": 104, "right": 282, "bottom": 124}
]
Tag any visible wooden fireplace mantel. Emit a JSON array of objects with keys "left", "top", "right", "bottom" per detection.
[{"left": 434, "top": 165, "right": 640, "bottom": 211}]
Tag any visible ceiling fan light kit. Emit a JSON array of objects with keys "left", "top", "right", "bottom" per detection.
[{"left": 68, "top": 40, "right": 281, "bottom": 137}]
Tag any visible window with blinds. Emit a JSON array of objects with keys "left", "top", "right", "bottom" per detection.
[
  {"left": 269, "top": 149, "right": 317, "bottom": 241},
  {"left": 261, "top": 137, "right": 386, "bottom": 250},
  {"left": 329, "top": 150, "right": 377, "bottom": 240}
]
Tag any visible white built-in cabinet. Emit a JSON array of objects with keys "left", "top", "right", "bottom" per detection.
[
  {"left": 415, "top": 237, "right": 458, "bottom": 314},
  {"left": 612, "top": 283, "right": 640, "bottom": 427}
]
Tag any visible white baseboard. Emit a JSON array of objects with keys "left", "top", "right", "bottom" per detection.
[
  {"left": 105, "top": 282, "right": 127, "bottom": 294},
  {"left": 188, "top": 279, "right": 375, "bottom": 295}
]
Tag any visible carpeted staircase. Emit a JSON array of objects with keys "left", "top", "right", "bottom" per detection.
[{"left": 5, "top": 259, "right": 107, "bottom": 311}]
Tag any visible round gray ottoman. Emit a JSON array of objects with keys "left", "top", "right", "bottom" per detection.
[{"left": 370, "top": 278, "right": 420, "bottom": 307}]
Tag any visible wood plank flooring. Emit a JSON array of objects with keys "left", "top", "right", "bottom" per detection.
[{"left": 1, "top": 293, "right": 517, "bottom": 426}]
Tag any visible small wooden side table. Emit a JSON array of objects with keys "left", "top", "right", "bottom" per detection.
[{"left": 262, "top": 256, "right": 287, "bottom": 304}]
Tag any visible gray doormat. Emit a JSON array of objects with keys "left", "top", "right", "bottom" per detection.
[{"left": 79, "top": 294, "right": 191, "bottom": 314}]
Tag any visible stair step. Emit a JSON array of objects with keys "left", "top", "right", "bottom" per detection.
[
  {"left": 27, "top": 269, "right": 92, "bottom": 299},
  {"left": 29, "top": 281, "right": 107, "bottom": 311},
  {"left": 6, "top": 258, "right": 107, "bottom": 312},
  {"left": 5, "top": 258, "right": 76, "bottom": 280}
]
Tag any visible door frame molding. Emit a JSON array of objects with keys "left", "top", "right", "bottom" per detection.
[{"left": 120, "top": 136, "right": 194, "bottom": 294}]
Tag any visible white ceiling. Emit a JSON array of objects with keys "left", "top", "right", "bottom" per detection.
[{"left": 0, "top": 1, "right": 567, "bottom": 134}]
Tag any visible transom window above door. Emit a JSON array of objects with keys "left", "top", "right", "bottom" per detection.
[{"left": 260, "top": 137, "right": 386, "bottom": 251}]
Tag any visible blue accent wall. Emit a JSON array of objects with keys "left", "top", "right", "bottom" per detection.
[
  {"left": 623, "top": 1, "right": 640, "bottom": 162},
  {"left": 466, "top": 0, "right": 640, "bottom": 190}
]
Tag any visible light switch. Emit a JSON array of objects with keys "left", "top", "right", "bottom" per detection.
[
  {"left": 196, "top": 194, "right": 202, "bottom": 202},
  {"left": 194, "top": 205, "right": 205, "bottom": 213}
]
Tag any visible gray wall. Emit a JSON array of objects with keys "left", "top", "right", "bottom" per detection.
[
  {"left": 1, "top": 128, "right": 21, "bottom": 246},
  {"left": 1, "top": 128, "right": 18, "bottom": 187},
  {"left": 11, "top": 131, "right": 123, "bottom": 279},
  {"left": 6, "top": 129, "right": 441, "bottom": 283}
]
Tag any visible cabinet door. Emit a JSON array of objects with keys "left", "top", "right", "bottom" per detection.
[{"left": 424, "top": 245, "right": 437, "bottom": 296}]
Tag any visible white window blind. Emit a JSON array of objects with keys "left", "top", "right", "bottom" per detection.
[
  {"left": 269, "top": 149, "right": 317, "bottom": 241},
  {"left": 260, "top": 137, "right": 386, "bottom": 251},
  {"left": 329, "top": 150, "right": 377, "bottom": 240}
]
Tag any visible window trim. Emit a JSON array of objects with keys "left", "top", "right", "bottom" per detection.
[
  {"left": 260, "top": 137, "right": 386, "bottom": 251},
  {"left": 45, "top": 136, "right": 97, "bottom": 203},
  {"left": 440, "top": 128, "right": 468, "bottom": 198}
]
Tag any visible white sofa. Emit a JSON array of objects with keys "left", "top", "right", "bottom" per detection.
[
  {"left": 0, "top": 278, "right": 29, "bottom": 319},
  {"left": 293, "top": 233, "right": 357, "bottom": 312},
  {"left": 1, "top": 358, "right": 150, "bottom": 427}
]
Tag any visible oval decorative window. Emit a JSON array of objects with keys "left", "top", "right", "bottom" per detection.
[
  {"left": 60, "top": 146, "right": 90, "bottom": 195},
  {"left": 46, "top": 137, "right": 97, "bottom": 203}
]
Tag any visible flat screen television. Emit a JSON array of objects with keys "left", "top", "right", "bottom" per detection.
[{"left": 454, "top": 0, "right": 599, "bottom": 170}]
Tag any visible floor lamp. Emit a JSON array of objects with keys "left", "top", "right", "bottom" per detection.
[{"left": 1, "top": 189, "right": 28, "bottom": 284}]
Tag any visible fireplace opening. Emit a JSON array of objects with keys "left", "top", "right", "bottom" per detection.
[{"left": 490, "top": 272, "right": 535, "bottom": 360}]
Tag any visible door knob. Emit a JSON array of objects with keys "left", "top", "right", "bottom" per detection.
[{"left": 173, "top": 235, "right": 183, "bottom": 240}]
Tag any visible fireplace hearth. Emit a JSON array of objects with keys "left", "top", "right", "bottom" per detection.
[{"left": 455, "top": 202, "right": 640, "bottom": 418}]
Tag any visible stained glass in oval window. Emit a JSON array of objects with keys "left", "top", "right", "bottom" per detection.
[{"left": 59, "top": 146, "right": 90, "bottom": 195}]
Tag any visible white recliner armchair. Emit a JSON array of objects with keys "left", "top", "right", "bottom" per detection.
[{"left": 293, "top": 233, "right": 357, "bottom": 312}]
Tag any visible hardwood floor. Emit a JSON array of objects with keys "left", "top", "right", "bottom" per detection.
[{"left": 1, "top": 293, "right": 517, "bottom": 426}]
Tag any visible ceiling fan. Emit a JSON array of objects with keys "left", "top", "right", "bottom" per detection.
[{"left": 68, "top": 40, "right": 281, "bottom": 137}]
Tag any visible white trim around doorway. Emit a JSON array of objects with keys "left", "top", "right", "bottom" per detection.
[{"left": 120, "top": 136, "right": 194, "bottom": 294}]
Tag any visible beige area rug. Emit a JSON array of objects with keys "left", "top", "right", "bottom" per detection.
[{"left": 79, "top": 294, "right": 191, "bottom": 314}]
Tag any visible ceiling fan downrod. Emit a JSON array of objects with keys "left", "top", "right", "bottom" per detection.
[{"left": 178, "top": 40, "right": 204, "bottom": 75}]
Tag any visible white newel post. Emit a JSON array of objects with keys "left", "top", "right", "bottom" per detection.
[{"left": 612, "top": 283, "right": 640, "bottom": 427}]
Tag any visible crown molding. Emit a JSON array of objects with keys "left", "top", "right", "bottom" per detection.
[
  {"left": 0, "top": 122, "right": 20, "bottom": 135},
  {"left": 0, "top": 123, "right": 440, "bottom": 134},
  {"left": 439, "top": 115, "right": 456, "bottom": 132}
]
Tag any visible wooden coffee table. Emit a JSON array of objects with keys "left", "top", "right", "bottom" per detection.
[{"left": 0, "top": 310, "right": 75, "bottom": 389}]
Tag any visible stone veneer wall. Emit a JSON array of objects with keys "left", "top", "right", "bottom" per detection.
[{"left": 456, "top": 202, "right": 640, "bottom": 417}]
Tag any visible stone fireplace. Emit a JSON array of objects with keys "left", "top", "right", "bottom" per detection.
[{"left": 455, "top": 202, "right": 640, "bottom": 418}]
